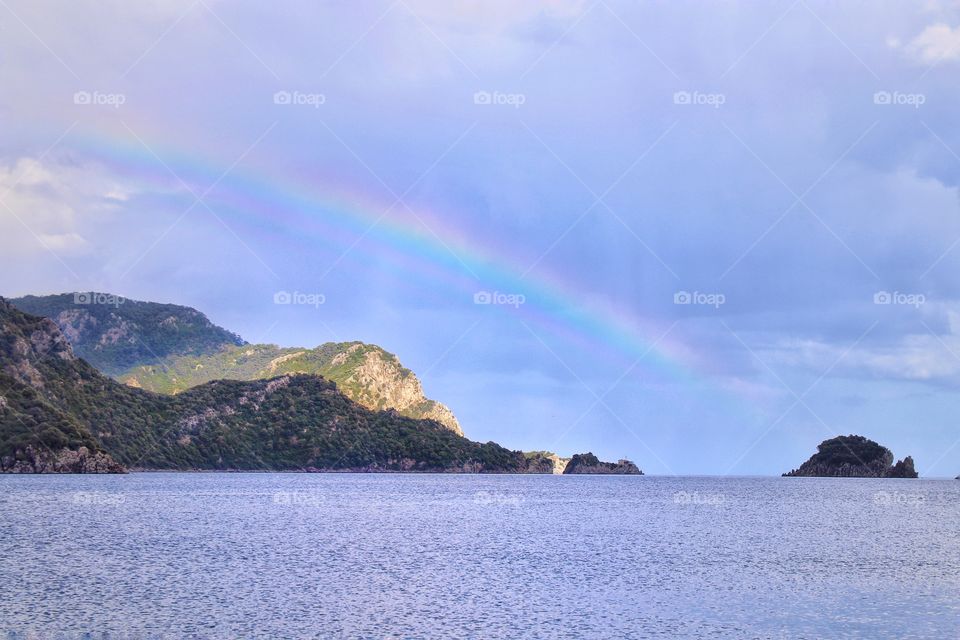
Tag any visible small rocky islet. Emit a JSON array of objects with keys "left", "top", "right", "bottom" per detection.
[
  {"left": 783, "top": 435, "right": 918, "bottom": 478},
  {"left": 521, "top": 451, "right": 643, "bottom": 475},
  {"left": 563, "top": 452, "right": 642, "bottom": 474}
]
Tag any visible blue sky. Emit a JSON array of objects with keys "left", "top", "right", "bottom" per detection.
[{"left": 2, "top": 0, "right": 960, "bottom": 474}]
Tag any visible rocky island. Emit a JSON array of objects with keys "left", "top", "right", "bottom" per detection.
[
  {"left": 784, "top": 435, "right": 918, "bottom": 478},
  {"left": 563, "top": 452, "right": 642, "bottom": 475}
]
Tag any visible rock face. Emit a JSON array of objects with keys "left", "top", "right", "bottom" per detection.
[
  {"left": 2, "top": 314, "right": 75, "bottom": 389},
  {"left": 522, "top": 451, "right": 570, "bottom": 474},
  {"left": 563, "top": 452, "right": 642, "bottom": 475},
  {"left": 0, "top": 446, "right": 125, "bottom": 474},
  {"left": 783, "top": 435, "right": 918, "bottom": 478},
  {"left": 887, "top": 456, "right": 918, "bottom": 479},
  {"left": 548, "top": 453, "right": 570, "bottom": 474},
  {"left": 325, "top": 344, "right": 462, "bottom": 435}
]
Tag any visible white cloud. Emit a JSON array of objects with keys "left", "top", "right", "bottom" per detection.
[
  {"left": 901, "top": 23, "right": 960, "bottom": 63},
  {"left": 0, "top": 156, "right": 137, "bottom": 257},
  {"left": 764, "top": 332, "right": 960, "bottom": 383},
  {"left": 37, "top": 232, "right": 88, "bottom": 251},
  {"left": 7, "top": 158, "right": 56, "bottom": 187}
]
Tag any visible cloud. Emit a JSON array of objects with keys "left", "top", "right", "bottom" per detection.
[
  {"left": 36, "top": 232, "right": 88, "bottom": 251},
  {"left": 0, "top": 156, "right": 136, "bottom": 257},
  {"left": 762, "top": 330, "right": 960, "bottom": 383},
  {"left": 901, "top": 23, "right": 960, "bottom": 63}
]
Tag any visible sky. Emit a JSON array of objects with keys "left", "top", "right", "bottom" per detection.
[{"left": 2, "top": 0, "right": 960, "bottom": 475}]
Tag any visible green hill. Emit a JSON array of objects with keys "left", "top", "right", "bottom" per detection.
[
  {"left": 0, "top": 299, "right": 528, "bottom": 473},
  {"left": 10, "top": 293, "right": 243, "bottom": 375},
  {"left": 118, "top": 342, "right": 463, "bottom": 435},
  {"left": 10, "top": 294, "right": 462, "bottom": 435}
]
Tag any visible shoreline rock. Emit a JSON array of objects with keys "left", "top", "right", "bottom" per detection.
[
  {"left": 521, "top": 451, "right": 571, "bottom": 474},
  {"left": 0, "top": 446, "right": 126, "bottom": 474}
]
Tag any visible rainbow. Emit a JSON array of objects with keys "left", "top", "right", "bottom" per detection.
[{"left": 67, "top": 127, "right": 730, "bottom": 398}]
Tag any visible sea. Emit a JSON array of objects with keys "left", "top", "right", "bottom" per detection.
[{"left": 1, "top": 473, "right": 958, "bottom": 639}]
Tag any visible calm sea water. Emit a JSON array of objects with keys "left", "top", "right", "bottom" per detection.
[{"left": 0, "top": 474, "right": 957, "bottom": 639}]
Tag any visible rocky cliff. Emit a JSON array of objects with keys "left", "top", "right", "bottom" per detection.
[{"left": 523, "top": 451, "right": 570, "bottom": 474}]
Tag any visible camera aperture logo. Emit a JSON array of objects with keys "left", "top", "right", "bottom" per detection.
[
  {"left": 673, "top": 90, "right": 725, "bottom": 108},
  {"left": 474, "top": 491, "right": 523, "bottom": 506},
  {"left": 273, "top": 290, "right": 326, "bottom": 308},
  {"left": 873, "top": 291, "right": 925, "bottom": 308},
  {"left": 74, "top": 292, "right": 125, "bottom": 307},
  {"left": 673, "top": 491, "right": 725, "bottom": 506},
  {"left": 273, "top": 90, "right": 326, "bottom": 108},
  {"left": 873, "top": 91, "right": 925, "bottom": 108},
  {"left": 674, "top": 290, "right": 725, "bottom": 308},
  {"left": 474, "top": 290, "right": 526, "bottom": 308},
  {"left": 72, "top": 491, "right": 126, "bottom": 506},
  {"left": 473, "top": 90, "right": 526, "bottom": 108},
  {"left": 874, "top": 491, "right": 923, "bottom": 507},
  {"left": 73, "top": 90, "right": 126, "bottom": 108},
  {"left": 272, "top": 491, "right": 324, "bottom": 506}
]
